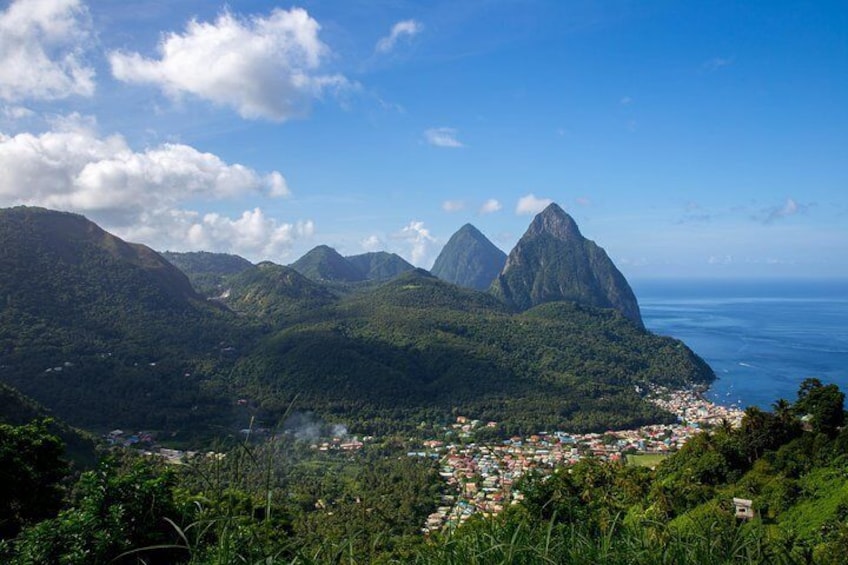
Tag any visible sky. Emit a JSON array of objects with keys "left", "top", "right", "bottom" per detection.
[{"left": 0, "top": 0, "right": 846, "bottom": 279}]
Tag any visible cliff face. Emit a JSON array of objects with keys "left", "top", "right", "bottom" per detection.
[
  {"left": 431, "top": 224, "right": 507, "bottom": 291},
  {"left": 490, "top": 203, "right": 643, "bottom": 327}
]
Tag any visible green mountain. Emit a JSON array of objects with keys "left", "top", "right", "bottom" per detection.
[
  {"left": 0, "top": 206, "right": 237, "bottom": 436},
  {"left": 223, "top": 261, "right": 337, "bottom": 321},
  {"left": 431, "top": 223, "right": 507, "bottom": 291},
  {"left": 231, "top": 269, "right": 712, "bottom": 434},
  {"left": 346, "top": 251, "right": 415, "bottom": 281},
  {"left": 0, "top": 205, "right": 711, "bottom": 439},
  {"left": 290, "top": 245, "right": 366, "bottom": 283},
  {"left": 161, "top": 251, "right": 253, "bottom": 296},
  {"left": 491, "top": 203, "right": 644, "bottom": 327}
]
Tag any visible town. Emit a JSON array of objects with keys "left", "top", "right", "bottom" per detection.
[
  {"left": 107, "top": 386, "right": 744, "bottom": 535},
  {"left": 417, "top": 387, "right": 744, "bottom": 533}
]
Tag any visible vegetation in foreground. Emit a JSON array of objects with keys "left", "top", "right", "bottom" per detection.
[{"left": 1, "top": 378, "right": 846, "bottom": 564}]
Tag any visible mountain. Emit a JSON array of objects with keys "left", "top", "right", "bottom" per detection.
[
  {"left": 346, "top": 251, "right": 415, "bottom": 281},
  {"left": 0, "top": 206, "right": 237, "bottom": 437},
  {"left": 234, "top": 269, "right": 712, "bottom": 434},
  {"left": 223, "top": 262, "right": 337, "bottom": 320},
  {"left": 0, "top": 205, "right": 711, "bottom": 440},
  {"left": 490, "top": 203, "right": 644, "bottom": 327},
  {"left": 290, "top": 245, "right": 366, "bottom": 283},
  {"left": 431, "top": 224, "right": 507, "bottom": 291},
  {"left": 161, "top": 251, "right": 253, "bottom": 296}
]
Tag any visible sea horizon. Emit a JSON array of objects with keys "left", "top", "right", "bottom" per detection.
[{"left": 632, "top": 277, "right": 848, "bottom": 411}]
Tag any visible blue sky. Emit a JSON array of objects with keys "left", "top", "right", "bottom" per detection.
[{"left": 0, "top": 0, "right": 846, "bottom": 279}]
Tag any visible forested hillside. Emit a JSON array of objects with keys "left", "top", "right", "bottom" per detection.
[
  {"left": 1, "top": 379, "right": 845, "bottom": 564},
  {"left": 0, "top": 205, "right": 711, "bottom": 440}
]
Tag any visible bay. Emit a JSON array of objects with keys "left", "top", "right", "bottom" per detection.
[{"left": 632, "top": 279, "right": 848, "bottom": 410}]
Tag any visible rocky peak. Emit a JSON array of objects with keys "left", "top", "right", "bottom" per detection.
[{"left": 527, "top": 203, "right": 583, "bottom": 241}]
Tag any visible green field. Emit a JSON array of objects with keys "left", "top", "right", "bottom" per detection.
[{"left": 626, "top": 453, "right": 669, "bottom": 468}]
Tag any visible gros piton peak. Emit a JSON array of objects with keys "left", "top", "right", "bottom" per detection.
[{"left": 491, "top": 203, "right": 643, "bottom": 327}]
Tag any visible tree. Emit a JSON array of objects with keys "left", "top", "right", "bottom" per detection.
[
  {"left": 796, "top": 378, "right": 845, "bottom": 437},
  {"left": 0, "top": 420, "right": 68, "bottom": 539}
]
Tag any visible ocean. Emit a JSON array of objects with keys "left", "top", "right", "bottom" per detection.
[{"left": 632, "top": 279, "right": 848, "bottom": 410}]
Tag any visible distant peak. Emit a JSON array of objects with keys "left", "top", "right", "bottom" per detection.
[{"left": 529, "top": 203, "right": 582, "bottom": 240}]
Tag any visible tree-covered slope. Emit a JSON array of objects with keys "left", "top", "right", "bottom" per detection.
[
  {"left": 491, "top": 203, "right": 644, "bottom": 327},
  {"left": 431, "top": 224, "right": 507, "bottom": 291},
  {"left": 1, "top": 206, "right": 710, "bottom": 440},
  {"left": 290, "top": 245, "right": 366, "bottom": 283},
  {"left": 346, "top": 251, "right": 415, "bottom": 281},
  {"left": 229, "top": 270, "right": 712, "bottom": 434},
  {"left": 161, "top": 250, "right": 254, "bottom": 296},
  {"left": 0, "top": 207, "right": 238, "bottom": 435},
  {"left": 0, "top": 382, "right": 97, "bottom": 467},
  {"left": 222, "top": 261, "right": 338, "bottom": 322}
]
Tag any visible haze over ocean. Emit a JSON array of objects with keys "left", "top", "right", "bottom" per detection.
[{"left": 633, "top": 279, "right": 848, "bottom": 410}]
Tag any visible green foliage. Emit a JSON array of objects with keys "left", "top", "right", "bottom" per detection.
[
  {"left": 11, "top": 454, "right": 185, "bottom": 564},
  {"left": 796, "top": 378, "right": 845, "bottom": 437},
  {"left": 0, "top": 420, "right": 69, "bottom": 539},
  {"left": 160, "top": 251, "right": 254, "bottom": 297},
  {"left": 230, "top": 272, "right": 711, "bottom": 434},
  {"left": 4, "top": 380, "right": 847, "bottom": 563}
]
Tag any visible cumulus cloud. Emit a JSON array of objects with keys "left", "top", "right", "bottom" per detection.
[
  {"left": 516, "top": 194, "right": 553, "bottom": 215},
  {"left": 479, "top": 198, "right": 502, "bottom": 214},
  {"left": 109, "top": 7, "right": 350, "bottom": 121},
  {"left": 393, "top": 220, "right": 436, "bottom": 266},
  {"left": 376, "top": 19, "right": 422, "bottom": 53},
  {"left": 424, "top": 127, "right": 464, "bottom": 148},
  {"left": 182, "top": 209, "right": 314, "bottom": 260},
  {"left": 442, "top": 199, "right": 464, "bottom": 212},
  {"left": 0, "top": 117, "right": 307, "bottom": 260},
  {"left": 0, "top": 0, "right": 95, "bottom": 101}
]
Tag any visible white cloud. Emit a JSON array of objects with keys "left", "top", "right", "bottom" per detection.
[
  {"left": 376, "top": 19, "right": 422, "bottom": 53},
  {"left": 0, "top": 0, "right": 95, "bottom": 101},
  {"left": 179, "top": 209, "right": 313, "bottom": 261},
  {"left": 266, "top": 171, "right": 290, "bottom": 197},
  {"left": 479, "top": 198, "right": 502, "bottom": 214},
  {"left": 442, "top": 199, "right": 464, "bottom": 212},
  {"left": 0, "top": 117, "right": 307, "bottom": 260},
  {"left": 393, "top": 220, "right": 436, "bottom": 266},
  {"left": 516, "top": 194, "right": 553, "bottom": 215},
  {"left": 2, "top": 105, "right": 35, "bottom": 119},
  {"left": 424, "top": 127, "right": 464, "bottom": 148},
  {"left": 109, "top": 7, "right": 351, "bottom": 121},
  {"left": 575, "top": 196, "right": 591, "bottom": 206},
  {"left": 361, "top": 234, "right": 382, "bottom": 252},
  {"left": 619, "top": 96, "right": 632, "bottom": 106}
]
